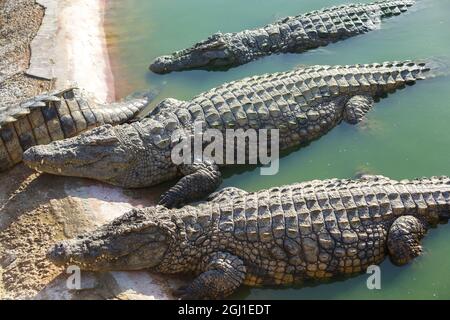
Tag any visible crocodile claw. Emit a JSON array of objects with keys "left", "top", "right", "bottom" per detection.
[{"left": 158, "top": 191, "right": 181, "bottom": 209}]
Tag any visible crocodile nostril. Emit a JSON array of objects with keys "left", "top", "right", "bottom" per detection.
[{"left": 47, "top": 243, "right": 70, "bottom": 266}]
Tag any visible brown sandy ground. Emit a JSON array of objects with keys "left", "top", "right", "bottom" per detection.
[
  {"left": 0, "top": 0, "right": 52, "bottom": 104},
  {"left": 0, "top": 167, "right": 65, "bottom": 299},
  {"left": 0, "top": 0, "right": 56, "bottom": 299},
  {"left": 0, "top": 164, "right": 181, "bottom": 300},
  {"left": 0, "top": 0, "right": 182, "bottom": 300}
]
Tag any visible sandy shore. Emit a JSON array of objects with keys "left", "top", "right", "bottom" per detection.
[
  {"left": 1, "top": 0, "right": 181, "bottom": 300},
  {"left": 58, "top": 0, "right": 116, "bottom": 102},
  {"left": 27, "top": 0, "right": 115, "bottom": 103}
]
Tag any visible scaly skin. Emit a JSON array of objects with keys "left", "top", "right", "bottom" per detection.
[
  {"left": 0, "top": 87, "right": 152, "bottom": 171},
  {"left": 24, "top": 61, "right": 432, "bottom": 207},
  {"left": 48, "top": 175, "right": 450, "bottom": 299},
  {"left": 150, "top": 0, "right": 415, "bottom": 73}
]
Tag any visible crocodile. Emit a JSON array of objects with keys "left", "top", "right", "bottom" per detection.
[
  {"left": 47, "top": 175, "right": 450, "bottom": 299},
  {"left": 24, "top": 60, "right": 434, "bottom": 208},
  {"left": 0, "top": 87, "right": 152, "bottom": 171},
  {"left": 149, "top": 0, "right": 415, "bottom": 74}
]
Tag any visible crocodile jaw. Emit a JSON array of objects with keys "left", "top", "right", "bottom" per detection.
[
  {"left": 149, "top": 34, "right": 237, "bottom": 73},
  {"left": 150, "top": 50, "right": 236, "bottom": 73},
  {"left": 48, "top": 209, "right": 170, "bottom": 271},
  {"left": 23, "top": 125, "right": 135, "bottom": 186}
]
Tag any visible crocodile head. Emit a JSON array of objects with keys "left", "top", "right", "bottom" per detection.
[
  {"left": 23, "top": 124, "right": 159, "bottom": 188},
  {"left": 150, "top": 33, "right": 239, "bottom": 73},
  {"left": 47, "top": 208, "right": 171, "bottom": 271}
]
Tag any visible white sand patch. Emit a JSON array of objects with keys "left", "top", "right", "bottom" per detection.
[
  {"left": 57, "top": 0, "right": 115, "bottom": 103},
  {"left": 63, "top": 184, "right": 139, "bottom": 224},
  {"left": 110, "top": 272, "right": 180, "bottom": 300},
  {"left": 38, "top": 270, "right": 182, "bottom": 300},
  {"left": 28, "top": 0, "right": 115, "bottom": 103}
]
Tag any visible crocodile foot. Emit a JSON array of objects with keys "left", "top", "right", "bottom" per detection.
[
  {"left": 159, "top": 160, "right": 222, "bottom": 208},
  {"left": 388, "top": 216, "right": 427, "bottom": 265}
]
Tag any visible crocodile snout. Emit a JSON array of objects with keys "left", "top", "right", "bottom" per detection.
[
  {"left": 149, "top": 56, "right": 172, "bottom": 74},
  {"left": 47, "top": 242, "right": 71, "bottom": 266},
  {"left": 23, "top": 145, "right": 48, "bottom": 167}
]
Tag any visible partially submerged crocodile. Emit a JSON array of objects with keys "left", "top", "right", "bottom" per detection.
[
  {"left": 150, "top": 0, "right": 415, "bottom": 73},
  {"left": 0, "top": 87, "right": 151, "bottom": 171},
  {"left": 48, "top": 175, "right": 450, "bottom": 299},
  {"left": 24, "top": 60, "right": 433, "bottom": 208}
]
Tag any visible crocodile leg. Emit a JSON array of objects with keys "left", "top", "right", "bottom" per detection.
[
  {"left": 343, "top": 95, "right": 375, "bottom": 125},
  {"left": 173, "top": 252, "right": 246, "bottom": 300},
  {"left": 159, "top": 160, "right": 222, "bottom": 208},
  {"left": 387, "top": 216, "right": 427, "bottom": 266}
]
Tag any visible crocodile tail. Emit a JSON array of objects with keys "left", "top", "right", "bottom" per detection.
[
  {"left": 91, "top": 97, "right": 150, "bottom": 126},
  {"left": 409, "top": 176, "right": 450, "bottom": 220},
  {"left": 293, "top": 60, "right": 433, "bottom": 98},
  {"left": 414, "top": 176, "right": 450, "bottom": 186},
  {"left": 0, "top": 88, "right": 78, "bottom": 170},
  {"left": 376, "top": 0, "right": 416, "bottom": 18},
  {"left": 352, "top": 60, "right": 436, "bottom": 95},
  {"left": 93, "top": 89, "right": 160, "bottom": 125},
  {"left": 408, "top": 176, "right": 450, "bottom": 189},
  {"left": 428, "top": 176, "right": 450, "bottom": 220}
]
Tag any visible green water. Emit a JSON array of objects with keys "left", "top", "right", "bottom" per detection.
[{"left": 105, "top": 0, "right": 450, "bottom": 299}]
